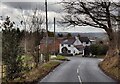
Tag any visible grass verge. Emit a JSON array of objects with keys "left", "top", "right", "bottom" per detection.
[
  {"left": 51, "top": 55, "right": 70, "bottom": 61},
  {"left": 95, "top": 55, "right": 105, "bottom": 58},
  {"left": 3, "top": 61, "right": 61, "bottom": 84}
]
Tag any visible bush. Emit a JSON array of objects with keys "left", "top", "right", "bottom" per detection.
[
  {"left": 14, "top": 61, "right": 60, "bottom": 83},
  {"left": 98, "top": 45, "right": 108, "bottom": 55},
  {"left": 90, "top": 44, "right": 99, "bottom": 55},
  {"left": 90, "top": 44, "right": 108, "bottom": 55}
]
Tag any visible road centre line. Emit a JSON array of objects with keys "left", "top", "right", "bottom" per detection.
[
  {"left": 77, "top": 68, "right": 79, "bottom": 73},
  {"left": 78, "top": 75, "right": 82, "bottom": 84},
  {"left": 77, "top": 65, "right": 82, "bottom": 84}
]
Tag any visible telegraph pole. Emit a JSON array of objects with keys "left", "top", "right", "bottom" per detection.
[
  {"left": 45, "top": 0, "right": 49, "bottom": 62},
  {"left": 54, "top": 17, "right": 56, "bottom": 56}
]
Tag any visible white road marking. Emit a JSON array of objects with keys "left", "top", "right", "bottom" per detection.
[
  {"left": 77, "top": 68, "right": 79, "bottom": 73},
  {"left": 77, "top": 65, "right": 82, "bottom": 84},
  {"left": 78, "top": 75, "right": 82, "bottom": 84}
]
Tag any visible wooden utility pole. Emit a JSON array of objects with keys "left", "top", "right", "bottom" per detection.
[
  {"left": 45, "top": 0, "right": 49, "bottom": 62},
  {"left": 54, "top": 17, "right": 56, "bottom": 55}
]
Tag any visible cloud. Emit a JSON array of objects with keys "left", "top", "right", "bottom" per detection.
[
  {"left": 2, "top": 2, "right": 63, "bottom": 13},
  {"left": 1, "top": 0, "right": 62, "bottom": 2},
  {"left": 0, "top": 2, "right": 63, "bottom": 23},
  {"left": 49, "top": 25, "right": 105, "bottom": 33},
  {"left": 0, "top": 1, "right": 106, "bottom": 33}
]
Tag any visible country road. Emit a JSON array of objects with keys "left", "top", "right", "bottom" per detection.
[{"left": 39, "top": 56, "right": 116, "bottom": 83}]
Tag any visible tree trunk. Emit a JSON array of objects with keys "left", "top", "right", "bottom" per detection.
[
  {"left": 103, "top": 28, "right": 119, "bottom": 66},
  {"left": 106, "top": 28, "right": 119, "bottom": 56},
  {"left": 100, "top": 28, "right": 120, "bottom": 80}
]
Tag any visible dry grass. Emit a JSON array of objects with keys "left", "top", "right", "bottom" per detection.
[
  {"left": 99, "top": 55, "right": 120, "bottom": 81},
  {"left": 51, "top": 55, "right": 70, "bottom": 61},
  {"left": 4, "top": 61, "right": 61, "bottom": 84}
]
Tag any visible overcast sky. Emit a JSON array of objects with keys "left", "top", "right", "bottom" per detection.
[{"left": 0, "top": 0, "right": 107, "bottom": 33}]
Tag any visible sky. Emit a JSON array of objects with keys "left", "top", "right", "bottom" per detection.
[{"left": 0, "top": 0, "right": 108, "bottom": 33}]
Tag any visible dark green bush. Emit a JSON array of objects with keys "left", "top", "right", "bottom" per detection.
[{"left": 90, "top": 44, "right": 108, "bottom": 55}]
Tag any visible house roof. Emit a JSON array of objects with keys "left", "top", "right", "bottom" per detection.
[
  {"left": 40, "top": 37, "right": 54, "bottom": 44},
  {"left": 61, "top": 37, "right": 75, "bottom": 45},
  {"left": 61, "top": 37, "right": 90, "bottom": 45},
  {"left": 40, "top": 37, "right": 65, "bottom": 44},
  {"left": 79, "top": 37, "right": 90, "bottom": 43},
  {"left": 75, "top": 45, "right": 84, "bottom": 51},
  {"left": 40, "top": 37, "right": 64, "bottom": 53}
]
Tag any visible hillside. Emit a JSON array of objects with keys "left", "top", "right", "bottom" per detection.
[{"left": 56, "top": 32, "right": 108, "bottom": 40}]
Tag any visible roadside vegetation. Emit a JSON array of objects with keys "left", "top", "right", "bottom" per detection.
[
  {"left": 2, "top": 61, "right": 61, "bottom": 84},
  {"left": 99, "top": 56, "right": 120, "bottom": 81},
  {"left": 50, "top": 55, "right": 70, "bottom": 61},
  {"left": 1, "top": 16, "right": 69, "bottom": 83},
  {"left": 1, "top": 10, "right": 61, "bottom": 83},
  {"left": 90, "top": 44, "right": 108, "bottom": 58},
  {"left": 95, "top": 55, "right": 105, "bottom": 58}
]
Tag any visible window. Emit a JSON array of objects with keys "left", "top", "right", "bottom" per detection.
[
  {"left": 61, "top": 47, "right": 68, "bottom": 53},
  {"left": 68, "top": 45, "right": 71, "bottom": 47},
  {"left": 68, "top": 50, "right": 71, "bottom": 53}
]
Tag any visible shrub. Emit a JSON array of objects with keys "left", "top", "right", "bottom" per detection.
[
  {"left": 98, "top": 45, "right": 108, "bottom": 55},
  {"left": 90, "top": 44, "right": 108, "bottom": 55},
  {"left": 90, "top": 44, "right": 99, "bottom": 55}
]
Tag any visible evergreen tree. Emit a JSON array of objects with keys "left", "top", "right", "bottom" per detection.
[{"left": 2, "top": 17, "right": 23, "bottom": 80}]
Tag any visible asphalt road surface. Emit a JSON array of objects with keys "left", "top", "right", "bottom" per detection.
[{"left": 39, "top": 56, "right": 117, "bottom": 83}]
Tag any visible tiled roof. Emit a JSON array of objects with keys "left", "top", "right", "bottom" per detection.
[
  {"left": 79, "top": 37, "right": 90, "bottom": 43},
  {"left": 61, "top": 37, "right": 90, "bottom": 45},
  {"left": 40, "top": 37, "right": 54, "bottom": 44},
  {"left": 61, "top": 37, "right": 75, "bottom": 45},
  {"left": 40, "top": 37, "right": 65, "bottom": 44},
  {"left": 74, "top": 45, "right": 84, "bottom": 51}
]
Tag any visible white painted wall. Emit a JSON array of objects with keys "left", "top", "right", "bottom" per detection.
[
  {"left": 70, "top": 45, "right": 80, "bottom": 54},
  {"left": 82, "top": 42, "right": 91, "bottom": 46},
  {"left": 59, "top": 44, "right": 62, "bottom": 53},
  {"left": 59, "top": 44, "right": 81, "bottom": 55},
  {"left": 73, "top": 38, "right": 82, "bottom": 45}
]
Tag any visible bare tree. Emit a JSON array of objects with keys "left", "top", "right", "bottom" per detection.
[
  {"left": 19, "top": 8, "right": 45, "bottom": 67},
  {"left": 60, "top": 0, "right": 120, "bottom": 57},
  {"left": 31, "top": 9, "right": 45, "bottom": 67}
]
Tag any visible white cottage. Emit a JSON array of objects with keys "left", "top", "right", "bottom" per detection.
[{"left": 59, "top": 36, "right": 91, "bottom": 56}]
